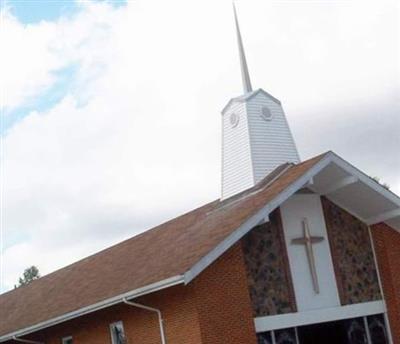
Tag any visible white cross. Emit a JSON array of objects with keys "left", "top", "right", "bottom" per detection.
[{"left": 291, "top": 218, "right": 324, "bottom": 294}]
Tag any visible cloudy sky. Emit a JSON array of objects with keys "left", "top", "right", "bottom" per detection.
[{"left": 0, "top": 0, "right": 399, "bottom": 292}]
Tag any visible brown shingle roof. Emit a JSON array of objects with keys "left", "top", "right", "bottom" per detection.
[{"left": 0, "top": 153, "right": 327, "bottom": 339}]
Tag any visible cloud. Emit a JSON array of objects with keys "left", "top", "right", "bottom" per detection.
[
  {"left": 1, "top": 1, "right": 224, "bottom": 291},
  {"left": 1, "top": 0, "right": 399, "bottom": 291},
  {"left": 0, "top": 10, "right": 60, "bottom": 110}
]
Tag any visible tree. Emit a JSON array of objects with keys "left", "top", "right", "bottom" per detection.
[{"left": 15, "top": 266, "right": 41, "bottom": 288}]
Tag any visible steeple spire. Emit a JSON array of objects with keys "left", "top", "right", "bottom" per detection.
[{"left": 233, "top": 2, "right": 253, "bottom": 94}]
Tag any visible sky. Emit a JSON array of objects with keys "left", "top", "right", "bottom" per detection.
[{"left": 0, "top": 0, "right": 399, "bottom": 292}]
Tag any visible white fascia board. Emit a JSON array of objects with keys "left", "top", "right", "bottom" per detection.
[
  {"left": 7, "top": 153, "right": 397, "bottom": 342},
  {"left": 186, "top": 151, "right": 400, "bottom": 285},
  {"left": 0, "top": 275, "right": 184, "bottom": 343},
  {"left": 221, "top": 89, "right": 282, "bottom": 114},
  {"left": 221, "top": 98, "right": 236, "bottom": 115},
  {"left": 366, "top": 208, "right": 400, "bottom": 225},
  {"left": 184, "top": 153, "right": 334, "bottom": 284},
  {"left": 250, "top": 89, "right": 282, "bottom": 105},
  {"left": 254, "top": 300, "right": 385, "bottom": 332},
  {"left": 330, "top": 153, "right": 400, "bottom": 209}
]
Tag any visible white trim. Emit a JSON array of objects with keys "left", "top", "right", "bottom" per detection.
[
  {"left": 0, "top": 275, "right": 184, "bottom": 343},
  {"left": 294, "top": 327, "right": 300, "bottom": 344},
  {"left": 368, "top": 225, "right": 394, "bottom": 344},
  {"left": 218, "top": 164, "right": 293, "bottom": 208},
  {"left": 221, "top": 88, "right": 282, "bottom": 114},
  {"left": 383, "top": 312, "right": 394, "bottom": 344},
  {"left": 12, "top": 338, "right": 43, "bottom": 344},
  {"left": 254, "top": 301, "right": 385, "bottom": 332},
  {"left": 319, "top": 176, "right": 358, "bottom": 195},
  {"left": 184, "top": 153, "right": 333, "bottom": 283},
  {"left": 329, "top": 153, "right": 400, "bottom": 208},
  {"left": 271, "top": 330, "right": 277, "bottom": 344},
  {"left": 364, "top": 317, "right": 373, "bottom": 344},
  {"left": 123, "top": 299, "right": 166, "bottom": 344},
  {"left": 4, "top": 152, "right": 400, "bottom": 342},
  {"left": 366, "top": 208, "right": 400, "bottom": 225},
  {"left": 258, "top": 214, "right": 270, "bottom": 226},
  {"left": 368, "top": 226, "right": 386, "bottom": 298}
]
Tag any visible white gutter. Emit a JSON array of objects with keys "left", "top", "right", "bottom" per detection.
[
  {"left": 123, "top": 298, "right": 166, "bottom": 344},
  {"left": 12, "top": 337, "right": 43, "bottom": 344},
  {"left": 0, "top": 275, "right": 184, "bottom": 343}
]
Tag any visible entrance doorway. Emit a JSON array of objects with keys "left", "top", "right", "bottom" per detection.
[
  {"left": 298, "top": 318, "right": 362, "bottom": 344},
  {"left": 256, "top": 314, "right": 389, "bottom": 344}
]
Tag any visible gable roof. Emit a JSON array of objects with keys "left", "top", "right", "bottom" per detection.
[{"left": 1, "top": 151, "right": 399, "bottom": 341}]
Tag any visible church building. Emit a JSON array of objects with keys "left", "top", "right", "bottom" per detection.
[{"left": 1, "top": 5, "right": 399, "bottom": 344}]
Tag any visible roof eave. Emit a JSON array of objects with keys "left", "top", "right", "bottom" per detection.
[
  {"left": 185, "top": 152, "right": 334, "bottom": 284},
  {"left": 184, "top": 151, "right": 400, "bottom": 284},
  {"left": 4, "top": 152, "right": 400, "bottom": 341},
  {"left": 0, "top": 275, "right": 184, "bottom": 343},
  {"left": 221, "top": 88, "right": 282, "bottom": 115}
]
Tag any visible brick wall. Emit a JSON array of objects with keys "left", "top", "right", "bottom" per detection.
[
  {"left": 193, "top": 243, "right": 258, "bottom": 344},
  {"left": 371, "top": 223, "right": 400, "bottom": 344},
  {"left": 21, "top": 285, "right": 203, "bottom": 344},
  {"left": 10, "top": 244, "right": 257, "bottom": 344}
]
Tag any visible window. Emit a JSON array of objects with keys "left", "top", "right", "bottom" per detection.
[
  {"left": 260, "top": 106, "right": 273, "bottom": 121},
  {"left": 62, "top": 336, "right": 73, "bottom": 344},
  {"left": 110, "top": 321, "right": 127, "bottom": 344}
]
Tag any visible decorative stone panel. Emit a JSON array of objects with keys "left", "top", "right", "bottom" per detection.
[
  {"left": 321, "top": 197, "right": 381, "bottom": 305},
  {"left": 242, "top": 208, "right": 296, "bottom": 317}
]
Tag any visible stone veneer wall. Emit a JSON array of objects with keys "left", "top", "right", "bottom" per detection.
[
  {"left": 321, "top": 197, "right": 381, "bottom": 305},
  {"left": 242, "top": 208, "right": 296, "bottom": 317}
]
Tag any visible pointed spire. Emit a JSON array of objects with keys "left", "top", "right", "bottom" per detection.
[{"left": 233, "top": 2, "right": 252, "bottom": 94}]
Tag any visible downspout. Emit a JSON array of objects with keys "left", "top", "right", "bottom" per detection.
[
  {"left": 122, "top": 298, "right": 166, "bottom": 344},
  {"left": 12, "top": 337, "right": 44, "bottom": 344}
]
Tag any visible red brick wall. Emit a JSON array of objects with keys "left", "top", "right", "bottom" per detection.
[
  {"left": 371, "top": 223, "right": 400, "bottom": 344},
  {"left": 10, "top": 244, "right": 257, "bottom": 344},
  {"left": 193, "top": 243, "right": 258, "bottom": 344},
  {"left": 20, "top": 285, "right": 203, "bottom": 344}
]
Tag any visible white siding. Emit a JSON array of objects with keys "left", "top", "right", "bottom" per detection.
[
  {"left": 280, "top": 194, "right": 341, "bottom": 311},
  {"left": 221, "top": 101, "right": 254, "bottom": 199},
  {"left": 221, "top": 88, "right": 300, "bottom": 199},
  {"left": 246, "top": 92, "right": 300, "bottom": 184}
]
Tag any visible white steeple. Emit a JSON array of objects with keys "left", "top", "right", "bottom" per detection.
[
  {"left": 233, "top": 2, "right": 252, "bottom": 94},
  {"left": 221, "top": 4, "right": 300, "bottom": 200}
]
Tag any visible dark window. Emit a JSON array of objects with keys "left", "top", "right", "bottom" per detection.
[
  {"left": 257, "top": 331, "right": 273, "bottom": 344},
  {"left": 275, "top": 328, "right": 297, "bottom": 344},
  {"left": 367, "top": 314, "right": 388, "bottom": 344}
]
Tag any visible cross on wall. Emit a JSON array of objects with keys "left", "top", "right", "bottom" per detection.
[{"left": 291, "top": 218, "right": 325, "bottom": 294}]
